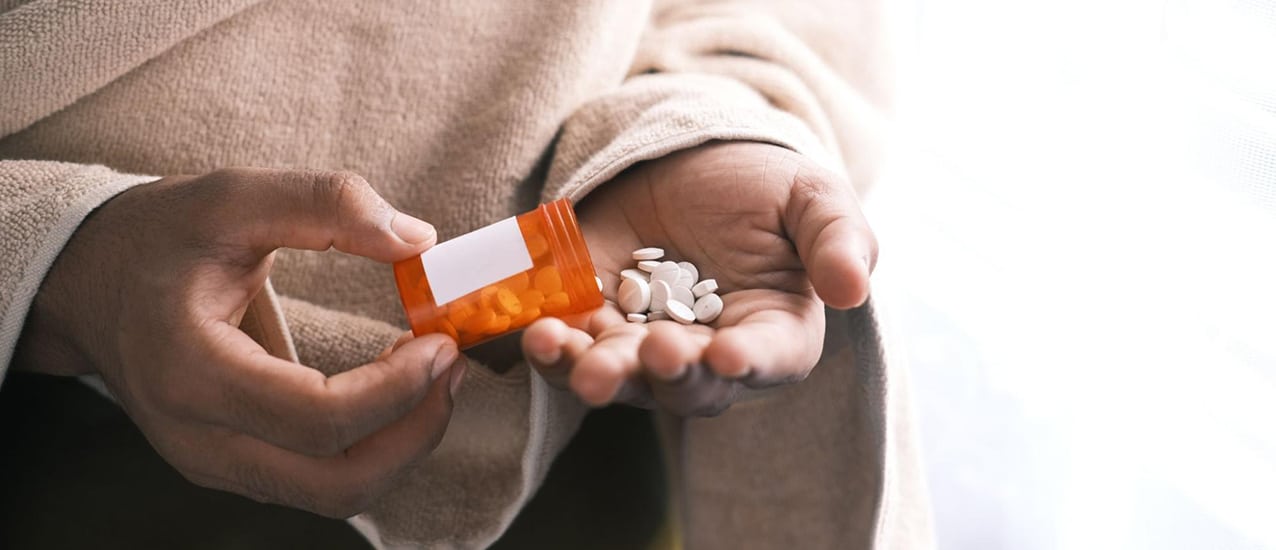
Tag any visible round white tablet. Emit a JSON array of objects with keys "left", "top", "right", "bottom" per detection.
[
  {"left": 637, "top": 260, "right": 660, "bottom": 273},
  {"left": 666, "top": 300, "right": 695, "bottom": 325},
  {"left": 671, "top": 285, "right": 695, "bottom": 308},
  {"left": 677, "top": 262, "right": 698, "bottom": 285},
  {"left": 626, "top": 313, "right": 648, "bottom": 323},
  {"left": 620, "top": 268, "right": 649, "bottom": 283},
  {"left": 693, "top": 293, "right": 723, "bottom": 323},
  {"left": 675, "top": 268, "right": 696, "bottom": 289},
  {"left": 650, "top": 261, "right": 681, "bottom": 286},
  {"left": 692, "top": 278, "right": 718, "bottom": 298},
  {"left": 617, "top": 277, "right": 651, "bottom": 314},
  {"left": 631, "top": 247, "right": 665, "bottom": 261},
  {"left": 648, "top": 280, "right": 671, "bottom": 313}
]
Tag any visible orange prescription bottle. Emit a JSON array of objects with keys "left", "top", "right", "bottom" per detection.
[{"left": 393, "top": 198, "right": 604, "bottom": 348}]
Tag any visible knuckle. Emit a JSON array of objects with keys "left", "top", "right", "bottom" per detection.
[
  {"left": 313, "top": 171, "right": 371, "bottom": 210},
  {"left": 309, "top": 171, "right": 387, "bottom": 235}
]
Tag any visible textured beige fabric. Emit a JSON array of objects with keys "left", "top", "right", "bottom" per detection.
[
  {"left": 660, "top": 302, "right": 934, "bottom": 549},
  {"left": 0, "top": 0, "right": 928, "bottom": 548}
]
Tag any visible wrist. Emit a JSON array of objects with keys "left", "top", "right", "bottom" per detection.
[{"left": 14, "top": 182, "right": 155, "bottom": 376}]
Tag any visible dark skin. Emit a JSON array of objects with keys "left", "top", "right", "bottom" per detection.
[
  {"left": 15, "top": 168, "right": 460, "bottom": 518},
  {"left": 13, "top": 141, "right": 875, "bottom": 516},
  {"left": 521, "top": 142, "right": 876, "bottom": 415}
]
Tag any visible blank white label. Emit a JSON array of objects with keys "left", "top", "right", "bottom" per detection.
[{"left": 420, "top": 217, "right": 533, "bottom": 306}]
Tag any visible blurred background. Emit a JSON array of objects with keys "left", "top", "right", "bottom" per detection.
[{"left": 871, "top": 0, "right": 1276, "bottom": 548}]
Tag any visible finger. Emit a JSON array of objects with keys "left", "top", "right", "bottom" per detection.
[
  {"left": 703, "top": 290, "right": 824, "bottom": 386},
  {"left": 783, "top": 163, "right": 878, "bottom": 309},
  {"left": 158, "top": 324, "right": 459, "bottom": 457},
  {"left": 637, "top": 322, "right": 738, "bottom": 416},
  {"left": 568, "top": 321, "right": 651, "bottom": 406},
  {"left": 182, "top": 364, "right": 455, "bottom": 518},
  {"left": 637, "top": 320, "right": 714, "bottom": 382},
  {"left": 208, "top": 168, "right": 436, "bottom": 263},
  {"left": 521, "top": 317, "right": 593, "bottom": 388}
]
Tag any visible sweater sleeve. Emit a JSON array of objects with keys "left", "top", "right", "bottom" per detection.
[
  {"left": 542, "top": 0, "right": 890, "bottom": 204},
  {"left": 0, "top": 160, "right": 158, "bottom": 379}
]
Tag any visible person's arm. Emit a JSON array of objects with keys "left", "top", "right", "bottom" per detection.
[{"left": 5, "top": 165, "right": 461, "bottom": 518}]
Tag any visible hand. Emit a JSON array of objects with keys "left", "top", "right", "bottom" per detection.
[
  {"left": 522, "top": 142, "right": 877, "bottom": 416},
  {"left": 15, "top": 168, "right": 462, "bottom": 517}
]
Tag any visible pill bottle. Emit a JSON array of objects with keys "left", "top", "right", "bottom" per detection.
[{"left": 393, "top": 198, "right": 604, "bottom": 348}]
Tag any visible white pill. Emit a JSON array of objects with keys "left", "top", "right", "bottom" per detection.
[
  {"left": 647, "top": 310, "right": 670, "bottom": 321},
  {"left": 648, "top": 280, "right": 671, "bottom": 313},
  {"left": 650, "top": 261, "right": 681, "bottom": 286},
  {"left": 595, "top": 276, "right": 603, "bottom": 291},
  {"left": 666, "top": 300, "right": 696, "bottom": 325},
  {"left": 637, "top": 260, "right": 660, "bottom": 273},
  {"left": 693, "top": 293, "right": 723, "bottom": 323},
  {"left": 627, "top": 313, "right": 648, "bottom": 323},
  {"left": 692, "top": 278, "right": 718, "bottom": 298},
  {"left": 672, "top": 285, "right": 695, "bottom": 308},
  {"left": 675, "top": 268, "right": 696, "bottom": 289},
  {"left": 618, "top": 278, "right": 651, "bottom": 314},
  {"left": 677, "top": 262, "right": 698, "bottom": 285},
  {"left": 620, "top": 268, "right": 649, "bottom": 283},
  {"left": 632, "top": 247, "right": 665, "bottom": 261}
]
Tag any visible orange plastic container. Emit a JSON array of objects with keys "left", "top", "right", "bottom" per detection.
[{"left": 393, "top": 198, "right": 604, "bottom": 348}]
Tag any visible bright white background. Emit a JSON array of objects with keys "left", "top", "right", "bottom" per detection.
[{"left": 870, "top": 0, "right": 1276, "bottom": 548}]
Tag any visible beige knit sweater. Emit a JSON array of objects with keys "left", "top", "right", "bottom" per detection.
[{"left": 0, "top": 0, "right": 930, "bottom": 548}]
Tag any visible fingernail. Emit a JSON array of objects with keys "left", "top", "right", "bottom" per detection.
[
  {"left": 449, "top": 360, "right": 468, "bottom": 399},
  {"left": 431, "top": 345, "right": 458, "bottom": 378},
  {"left": 392, "top": 212, "right": 436, "bottom": 244}
]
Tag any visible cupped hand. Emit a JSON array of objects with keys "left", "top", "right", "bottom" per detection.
[
  {"left": 16, "top": 168, "right": 462, "bottom": 517},
  {"left": 522, "top": 142, "right": 877, "bottom": 416}
]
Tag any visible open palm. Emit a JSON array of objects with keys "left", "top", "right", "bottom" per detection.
[{"left": 521, "top": 142, "right": 876, "bottom": 416}]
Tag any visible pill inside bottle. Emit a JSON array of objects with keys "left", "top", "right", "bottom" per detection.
[{"left": 393, "top": 198, "right": 604, "bottom": 348}]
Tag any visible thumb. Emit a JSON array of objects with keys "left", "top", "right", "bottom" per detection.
[
  {"left": 222, "top": 168, "right": 435, "bottom": 263},
  {"left": 783, "top": 164, "right": 878, "bottom": 309}
]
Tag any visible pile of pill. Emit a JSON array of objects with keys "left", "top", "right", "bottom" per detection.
[{"left": 615, "top": 247, "right": 723, "bottom": 325}]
